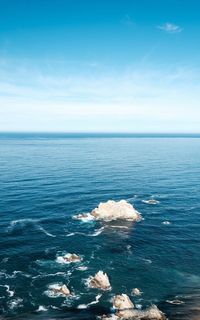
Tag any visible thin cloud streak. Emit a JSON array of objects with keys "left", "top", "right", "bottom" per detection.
[{"left": 157, "top": 22, "right": 183, "bottom": 33}]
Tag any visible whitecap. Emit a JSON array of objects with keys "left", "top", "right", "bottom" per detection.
[
  {"left": 77, "top": 294, "right": 102, "bottom": 309},
  {"left": 142, "top": 258, "right": 152, "bottom": 264},
  {"left": 73, "top": 213, "right": 94, "bottom": 222},
  {"left": 8, "top": 298, "right": 23, "bottom": 310},
  {"left": 66, "top": 232, "right": 75, "bottom": 237},
  {"left": 7, "top": 218, "right": 56, "bottom": 237},
  {"left": 162, "top": 221, "right": 171, "bottom": 225},
  {"left": 89, "top": 226, "right": 105, "bottom": 236},
  {"left": 166, "top": 299, "right": 185, "bottom": 305},
  {"left": 142, "top": 199, "right": 160, "bottom": 205},
  {"left": 0, "top": 285, "right": 14, "bottom": 297},
  {"left": 76, "top": 266, "right": 88, "bottom": 271},
  {"left": 7, "top": 218, "right": 40, "bottom": 232},
  {"left": 56, "top": 256, "right": 70, "bottom": 264},
  {"left": 36, "top": 305, "right": 48, "bottom": 312},
  {"left": 110, "top": 225, "right": 129, "bottom": 229},
  {"left": 87, "top": 294, "right": 102, "bottom": 306},
  {"left": 77, "top": 304, "right": 88, "bottom": 309}
]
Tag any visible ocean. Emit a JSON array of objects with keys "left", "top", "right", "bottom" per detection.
[{"left": 0, "top": 133, "right": 200, "bottom": 319}]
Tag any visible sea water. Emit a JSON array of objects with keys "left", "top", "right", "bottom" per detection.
[{"left": 0, "top": 134, "right": 200, "bottom": 319}]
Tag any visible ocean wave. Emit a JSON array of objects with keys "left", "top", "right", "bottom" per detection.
[
  {"left": 77, "top": 294, "right": 102, "bottom": 309},
  {"left": 0, "top": 285, "right": 14, "bottom": 297},
  {"left": 37, "top": 226, "right": 56, "bottom": 237},
  {"left": 162, "top": 221, "right": 171, "bottom": 225},
  {"left": 72, "top": 213, "right": 95, "bottom": 222},
  {"left": 76, "top": 266, "right": 88, "bottom": 271},
  {"left": 65, "top": 227, "right": 104, "bottom": 237},
  {"left": 7, "top": 218, "right": 56, "bottom": 237},
  {"left": 8, "top": 298, "right": 23, "bottom": 310},
  {"left": 142, "top": 199, "right": 160, "bottom": 205},
  {"left": 36, "top": 305, "right": 48, "bottom": 312},
  {"left": 0, "top": 271, "right": 30, "bottom": 279}
]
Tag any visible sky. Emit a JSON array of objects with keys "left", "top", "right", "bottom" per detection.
[{"left": 0, "top": 0, "right": 200, "bottom": 133}]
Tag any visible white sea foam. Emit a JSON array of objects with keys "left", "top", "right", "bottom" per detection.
[
  {"left": 37, "top": 226, "right": 56, "bottom": 237},
  {"left": 76, "top": 266, "right": 88, "bottom": 271},
  {"left": 142, "top": 199, "right": 160, "bottom": 205},
  {"left": 89, "top": 226, "right": 105, "bottom": 236},
  {"left": 166, "top": 299, "right": 184, "bottom": 305},
  {"left": 7, "top": 218, "right": 56, "bottom": 237},
  {"left": 77, "top": 304, "right": 88, "bottom": 309},
  {"left": 36, "top": 305, "right": 48, "bottom": 312},
  {"left": 7, "top": 218, "right": 40, "bottom": 232},
  {"left": 56, "top": 256, "right": 70, "bottom": 264},
  {"left": 77, "top": 294, "right": 102, "bottom": 309},
  {"left": 142, "top": 258, "right": 152, "bottom": 264},
  {"left": 110, "top": 225, "right": 129, "bottom": 229},
  {"left": 162, "top": 221, "right": 171, "bottom": 225},
  {"left": 73, "top": 213, "right": 94, "bottom": 222},
  {"left": 66, "top": 232, "right": 75, "bottom": 237},
  {"left": 8, "top": 298, "right": 23, "bottom": 310},
  {"left": 66, "top": 228, "right": 104, "bottom": 237},
  {"left": 0, "top": 285, "right": 14, "bottom": 297}
]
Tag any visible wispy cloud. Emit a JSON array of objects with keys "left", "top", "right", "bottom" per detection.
[
  {"left": 0, "top": 57, "right": 199, "bottom": 132},
  {"left": 157, "top": 22, "right": 183, "bottom": 33}
]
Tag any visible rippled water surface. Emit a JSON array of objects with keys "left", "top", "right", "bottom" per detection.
[{"left": 0, "top": 134, "right": 200, "bottom": 319}]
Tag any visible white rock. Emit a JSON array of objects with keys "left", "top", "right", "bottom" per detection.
[
  {"left": 89, "top": 271, "right": 111, "bottom": 290},
  {"left": 91, "top": 200, "right": 141, "bottom": 221},
  {"left": 113, "top": 294, "right": 166, "bottom": 319}
]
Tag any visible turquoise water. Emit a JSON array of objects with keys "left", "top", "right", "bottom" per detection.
[{"left": 0, "top": 134, "right": 200, "bottom": 319}]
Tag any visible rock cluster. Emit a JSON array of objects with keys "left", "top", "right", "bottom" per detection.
[{"left": 113, "top": 294, "right": 165, "bottom": 319}]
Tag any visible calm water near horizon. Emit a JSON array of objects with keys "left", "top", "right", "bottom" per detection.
[{"left": 0, "top": 134, "right": 200, "bottom": 319}]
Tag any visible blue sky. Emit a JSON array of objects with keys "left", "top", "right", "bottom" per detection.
[{"left": 0, "top": 0, "right": 200, "bottom": 132}]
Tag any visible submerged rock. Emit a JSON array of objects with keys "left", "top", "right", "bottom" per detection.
[
  {"left": 56, "top": 253, "right": 82, "bottom": 264},
  {"left": 113, "top": 294, "right": 166, "bottom": 319},
  {"left": 89, "top": 271, "right": 111, "bottom": 290},
  {"left": 131, "top": 288, "right": 142, "bottom": 296},
  {"left": 91, "top": 200, "right": 141, "bottom": 222},
  {"left": 63, "top": 253, "right": 82, "bottom": 263},
  {"left": 48, "top": 284, "right": 71, "bottom": 297}
]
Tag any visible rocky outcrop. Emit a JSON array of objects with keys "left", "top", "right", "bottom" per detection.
[
  {"left": 91, "top": 200, "right": 141, "bottom": 222},
  {"left": 63, "top": 253, "right": 82, "bottom": 263},
  {"left": 89, "top": 271, "right": 111, "bottom": 291},
  {"left": 113, "top": 294, "right": 166, "bottom": 319},
  {"left": 48, "top": 284, "right": 71, "bottom": 297},
  {"left": 56, "top": 253, "right": 82, "bottom": 264}
]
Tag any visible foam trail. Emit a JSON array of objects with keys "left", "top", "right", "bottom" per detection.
[
  {"left": 66, "top": 229, "right": 104, "bottom": 237},
  {"left": 7, "top": 218, "right": 41, "bottom": 230},
  {"left": 0, "top": 285, "right": 14, "bottom": 297},
  {"left": 37, "top": 226, "right": 56, "bottom": 237},
  {"left": 88, "top": 226, "right": 105, "bottom": 237},
  {"left": 77, "top": 294, "right": 102, "bottom": 309},
  {"left": 7, "top": 218, "right": 56, "bottom": 237},
  {"left": 8, "top": 298, "right": 23, "bottom": 310}
]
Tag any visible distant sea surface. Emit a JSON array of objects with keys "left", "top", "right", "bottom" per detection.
[{"left": 0, "top": 133, "right": 200, "bottom": 319}]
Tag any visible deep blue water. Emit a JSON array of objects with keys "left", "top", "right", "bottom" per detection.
[{"left": 0, "top": 134, "right": 200, "bottom": 319}]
